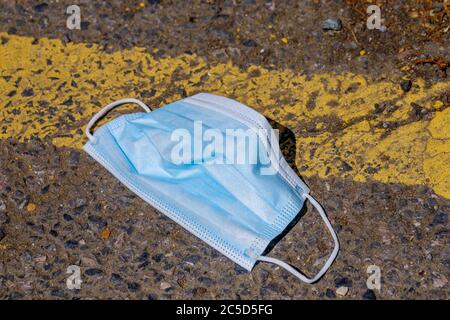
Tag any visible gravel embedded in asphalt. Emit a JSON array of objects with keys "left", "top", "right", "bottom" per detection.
[{"left": 0, "top": 138, "right": 448, "bottom": 299}]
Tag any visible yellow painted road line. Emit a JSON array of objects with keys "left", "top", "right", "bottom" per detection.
[{"left": 1, "top": 33, "right": 449, "bottom": 198}]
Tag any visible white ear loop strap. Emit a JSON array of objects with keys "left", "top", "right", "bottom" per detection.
[
  {"left": 257, "top": 193, "right": 340, "bottom": 284},
  {"left": 85, "top": 98, "right": 151, "bottom": 143}
]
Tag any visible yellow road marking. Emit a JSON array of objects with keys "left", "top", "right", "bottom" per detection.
[{"left": 1, "top": 33, "right": 449, "bottom": 198}]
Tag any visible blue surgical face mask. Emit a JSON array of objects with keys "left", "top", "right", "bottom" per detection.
[{"left": 84, "top": 93, "right": 339, "bottom": 283}]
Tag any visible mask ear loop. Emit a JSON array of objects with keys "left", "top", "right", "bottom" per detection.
[
  {"left": 85, "top": 98, "right": 152, "bottom": 144},
  {"left": 255, "top": 193, "right": 340, "bottom": 284}
]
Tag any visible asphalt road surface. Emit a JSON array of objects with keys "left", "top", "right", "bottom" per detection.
[{"left": 0, "top": 0, "right": 449, "bottom": 299}]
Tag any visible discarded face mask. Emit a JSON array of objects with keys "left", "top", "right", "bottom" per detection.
[{"left": 84, "top": 93, "right": 339, "bottom": 283}]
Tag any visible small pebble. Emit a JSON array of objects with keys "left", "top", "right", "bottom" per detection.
[
  {"left": 321, "top": 18, "right": 342, "bottom": 31},
  {"left": 111, "top": 273, "right": 123, "bottom": 285},
  {"left": 22, "top": 251, "right": 33, "bottom": 263},
  {"left": 431, "top": 212, "right": 447, "bottom": 225},
  {"left": 68, "top": 151, "right": 80, "bottom": 167},
  {"left": 34, "top": 255, "right": 46, "bottom": 264},
  {"left": 40, "top": 185, "right": 50, "bottom": 194},
  {"left": 336, "top": 286, "right": 349, "bottom": 297},
  {"left": 74, "top": 205, "right": 86, "bottom": 215},
  {"left": 183, "top": 255, "right": 201, "bottom": 265},
  {"left": 50, "top": 288, "right": 65, "bottom": 298},
  {"left": 26, "top": 203, "right": 36, "bottom": 212},
  {"left": 242, "top": 39, "right": 257, "bottom": 47},
  {"left": 64, "top": 239, "right": 78, "bottom": 249},
  {"left": 160, "top": 281, "right": 172, "bottom": 290},
  {"left": 400, "top": 79, "right": 412, "bottom": 92},
  {"left": 33, "top": 3, "right": 49, "bottom": 12},
  {"left": 362, "top": 289, "right": 377, "bottom": 300},
  {"left": 0, "top": 212, "right": 8, "bottom": 224},
  {"left": 81, "top": 255, "right": 97, "bottom": 268},
  {"left": 432, "top": 273, "right": 448, "bottom": 288},
  {"left": 326, "top": 288, "right": 336, "bottom": 298},
  {"left": 100, "top": 228, "right": 111, "bottom": 240},
  {"left": 152, "top": 253, "right": 164, "bottom": 262},
  {"left": 334, "top": 276, "right": 352, "bottom": 287},
  {"left": 128, "top": 282, "right": 140, "bottom": 292},
  {"left": 341, "top": 161, "right": 353, "bottom": 172},
  {"left": 21, "top": 88, "right": 34, "bottom": 97},
  {"left": 0, "top": 200, "right": 6, "bottom": 211},
  {"left": 88, "top": 215, "right": 107, "bottom": 228},
  {"left": 85, "top": 268, "right": 104, "bottom": 276},
  {"left": 137, "top": 251, "right": 149, "bottom": 263},
  {"left": 234, "top": 264, "right": 247, "bottom": 275}
]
